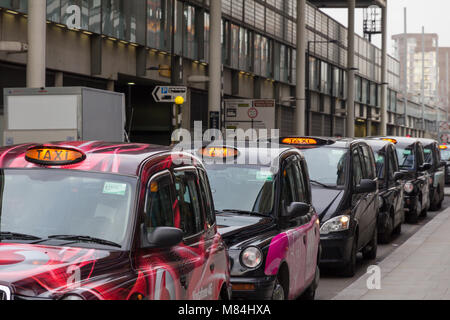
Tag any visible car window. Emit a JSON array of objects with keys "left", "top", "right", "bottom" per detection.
[
  {"left": 361, "top": 145, "right": 375, "bottom": 179},
  {"left": 293, "top": 159, "right": 308, "bottom": 203},
  {"left": 375, "top": 152, "right": 386, "bottom": 181},
  {"left": 424, "top": 146, "right": 433, "bottom": 165},
  {"left": 145, "top": 173, "right": 174, "bottom": 231},
  {"left": 198, "top": 169, "right": 216, "bottom": 229},
  {"left": 417, "top": 144, "right": 425, "bottom": 166},
  {"left": 301, "top": 147, "right": 347, "bottom": 187},
  {"left": 205, "top": 164, "right": 275, "bottom": 215},
  {"left": 389, "top": 147, "right": 399, "bottom": 176},
  {"left": 352, "top": 148, "right": 363, "bottom": 186},
  {"left": 280, "top": 160, "right": 300, "bottom": 208},
  {"left": 174, "top": 171, "right": 205, "bottom": 238},
  {"left": 396, "top": 145, "right": 415, "bottom": 170}
]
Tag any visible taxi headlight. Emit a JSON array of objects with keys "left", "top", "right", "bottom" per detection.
[
  {"left": 320, "top": 215, "right": 350, "bottom": 235},
  {"left": 404, "top": 182, "right": 414, "bottom": 194},
  {"left": 241, "top": 247, "right": 263, "bottom": 269},
  {"left": 62, "top": 295, "right": 84, "bottom": 301}
]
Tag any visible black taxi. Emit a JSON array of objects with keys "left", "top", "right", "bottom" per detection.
[
  {"left": 0, "top": 142, "right": 231, "bottom": 300},
  {"left": 440, "top": 144, "right": 450, "bottom": 184},
  {"left": 189, "top": 143, "right": 321, "bottom": 300},
  {"left": 418, "top": 138, "right": 446, "bottom": 210},
  {"left": 280, "top": 137, "right": 378, "bottom": 277},
  {"left": 363, "top": 139, "right": 405, "bottom": 243},
  {"left": 378, "top": 137, "right": 431, "bottom": 223}
]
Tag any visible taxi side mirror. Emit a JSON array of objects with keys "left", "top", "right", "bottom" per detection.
[
  {"left": 142, "top": 226, "right": 183, "bottom": 249},
  {"left": 285, "top": 202, "right": 310, "bottom": 218},
  {"left": 355, "top": 179, "right": 377, "bottom": 194},
  {"left": 419, "top": 163, "right": 432, "bottom": 172}
]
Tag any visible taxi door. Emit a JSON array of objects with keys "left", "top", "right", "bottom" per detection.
[
  {"left": 295, "top": 157, "right": 318, "bottom": 286},
  {"left": 137, "top": 170, "right": 186, "bottom": 300},
  {"left": 279, "top": 156, "right": 308, "bottom": 297},
  {"left": 172, "top": 168, "right": 216, "bottom": 300},
  {"left": 197, "top": 168, "right": 228, "bottom": 300},
  {"left": 388, "top": 146, "right": 404, "bottom": 225}
]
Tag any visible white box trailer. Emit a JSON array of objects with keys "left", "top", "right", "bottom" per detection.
[{"left": 2, "top": 87, "right": 126, "bottom": 146}]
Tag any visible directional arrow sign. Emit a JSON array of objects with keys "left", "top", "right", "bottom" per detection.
[{"left": 152, "top": 86, "right": 187, "bottom": 103}]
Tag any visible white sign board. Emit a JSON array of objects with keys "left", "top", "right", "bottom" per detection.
[
  {"left": 152, "top": 86, "right": 187, "bottom": 103},
  {"left": 7, "top": 95, "right": 78, "bottom": 130},
  {"left": 225, "top": 99, "right": 276, "bottom": 132}
]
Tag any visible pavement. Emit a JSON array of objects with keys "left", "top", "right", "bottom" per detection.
[{"left": 334, "top": 204, "right": 450, "bottom": 300}]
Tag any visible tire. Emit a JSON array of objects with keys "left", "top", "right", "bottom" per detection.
[
  {"left": 430, "top": 186, "right": 441, "bottom": 211},
  {"left": 341, "top": 236, "right": 357, "bottom": 278},
  {"left": 393, "top": 222, "right": 402, "bottom": 235},
  {"left": 363, "top": 227, "right": 378, "bottom": 260},
  {"left": 379, "top": 214, "right": 394, "bottom": 244},
  {"left": 272, "top": 277, "right": 286, "bottom": 300},
  {"left": 420, "top": 195, "right": 428, "bottom": 217},
  {"left": 300, "top": 266, "right": 320, "bottom": 300},
  {"left": 407, "top": 197, "right": 420, "bottom": 224}
]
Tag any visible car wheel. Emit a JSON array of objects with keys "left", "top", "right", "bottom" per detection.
[
  {"left": 430, "top": 186, "right": 441, "bottom": 211},
  {"left": 363, "top": 227, "right": 378, "bottom": 260},
  {"left": 393, "top": 222, "right": 402, "bottom": 235},
  {"left": 408, "top": 197, "right": 420, "bottom": 224},
  {"left": 379, "top": 215, "right": 393, "bottom": 244},
  {"left": 341, "top": 236, "right": 357, "bottom": 277},
  {"left": 420, "top": 196, "right": 428, "bottom": 217},
  {"left": 272, "top": 277, "right": 286, "bottom": 300},
  {"left": 300, "top": 266, "right": 320, "bottom": 300}
]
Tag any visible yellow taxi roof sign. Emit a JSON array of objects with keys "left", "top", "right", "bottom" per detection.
[
  {"left": 199, "top": 147, "right": 239, "bottom": 159},
  {"left": 25, "top": 146, "right": 86, "bottom": 166}
]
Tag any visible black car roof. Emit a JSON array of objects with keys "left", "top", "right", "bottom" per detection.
[
  {"left": 416, "top": 138, "right": 438, "bottom": 147},
  {"left": 278, "top": 136, "right": 367, "bottom": 149},
  {"left": 362, "top": 139, "right": 392, "bottom": 153}
]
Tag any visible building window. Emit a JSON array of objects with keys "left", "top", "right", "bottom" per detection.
[{"left": 147, "top": 0, "right": 171, "bottom": 52}]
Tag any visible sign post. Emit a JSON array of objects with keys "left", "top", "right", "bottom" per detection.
[{"left": 152, "top": 86, "right": 187, "bottom": 103}]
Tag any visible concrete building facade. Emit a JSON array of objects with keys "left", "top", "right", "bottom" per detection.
[{"left": 0, "top": 0, "right": 432, "bottom": 145}]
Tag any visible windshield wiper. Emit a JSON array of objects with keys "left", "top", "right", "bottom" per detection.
[
  {"left": 47, "top": 235, "right": 122, "bottom": 248},
  {"left": 218, "top": 209, "right": 269, "bottom": 217},
  {"left": 0, "top": 232, "right": 42, "bottom": 241},
  {"left": 310, "top": 180, "right": 336, "bottom": 189}
]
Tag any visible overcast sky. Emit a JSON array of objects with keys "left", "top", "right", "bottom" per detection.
[{"left": 321, "top": 0, "right": 450, "bottom": 56}]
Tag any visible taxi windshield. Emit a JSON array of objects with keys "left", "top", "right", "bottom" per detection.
[
  {"left": 301, "top": 147, "right": 347, "bottom": 188},
  {"left": 396, "top": 147, "right": 415, "bottom": 170},
  {"left": 205, "top": 164, "right": 275, "bottom": 215},
  {"left": 0, "top": 169, "right": 136, "bottom": 248},
  {"left": 424, "top": 147, "right": 433, "bottom": 164},
  {"left": 441, "top": 149, "right": 450, "bottom": 161}
]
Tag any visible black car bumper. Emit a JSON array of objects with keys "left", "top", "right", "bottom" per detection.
[
  {"left": 319, "top": 231, "right": 354, "bottom": 268},
  {"left": 230, "top": 276, "right": 277, "bottom": 300}
]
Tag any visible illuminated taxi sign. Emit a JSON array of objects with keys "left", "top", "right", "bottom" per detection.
[
  {"left": 382, "top": 138, "right": 398, "bottom": 144},
  {"left": 25, "top": 146, "right": 86, "bottom": 166},
  {"left": 200, "top": 147, "right": 239, "bottom": 158},
  {"left": 281, "top": 137, "right": 318, "bottom": 145},
  {"left": 440, "top": 145, "right": 448, "bottom": 150}
]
